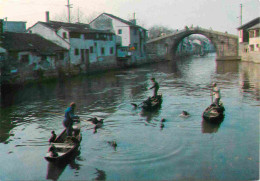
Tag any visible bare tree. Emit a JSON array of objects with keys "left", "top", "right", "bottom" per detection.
[
  {"left": 148, "top": 25, "right": 176, "bottom": 40},
  {"left": 53, "top": 9, "right": 102, "bottom": 24}
]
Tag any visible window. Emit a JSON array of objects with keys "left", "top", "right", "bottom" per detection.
[
  {"left": 63, "top": 32, "right": 67, "bottom": 39},
  {"left": 74, "top": 48, "right": 79, "bottom": 55},
  {"left": 134, "top": 29, "right": 137, "bottom": 35},
  {"left": 256, "top": 30, "right": 259, "bottom": 37},
  {"left": 249, "top": 45, "right": 254, "bottom": 51},
  {"left": 70, "top": 32, "right": 81, "bottom": 39},
  {"left": 85, "top": 33, "right": 96, "bottom": 40},
  {"left": 101, "top": 47, "right": 105, "bottom": 55},
  {"left": 118, "top": 29, "right": 122, "bottom": 34},
  {"left": 41, "top": 55, "right": 47, "bottom": 60},
  {"left": 90, "top": 46, "right": 94, "bottom": 53},
  {"left": 20, "top": 55, "right": 29, "bottom": 63},
  {"left": 59, "top": 52, "right": 64, "bottom": 59},
  {"left": 109, "top": 35, "right": 113, "bottom": 41},
  {"left": 134, "top": 43, "right": 138, "bottom": 51},
  {"left": 110, "top": 47, "right": 114, "bottom": 54}
]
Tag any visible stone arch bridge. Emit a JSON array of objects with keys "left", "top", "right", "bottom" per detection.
[{"left": 146, "top": 27, "right": 240, "bottom": 61}]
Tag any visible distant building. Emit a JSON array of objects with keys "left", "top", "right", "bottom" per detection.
[
  {"left": 89, "top": 13, "right": 147, "bottom": 62},
  {"left": 0, "top": 32, "right": 68, "bottom": 82},
  {"left": 27, "top": 19, "right": 117, "bottom": 72},
  {"left": 0, "top": 19, "right": 27, "bottom": 33},
  {"left": 237, "top": 17, "right": 260, "bottom": 63}
]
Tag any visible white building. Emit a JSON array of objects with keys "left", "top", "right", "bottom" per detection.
[
  {"left": 89, "top": 13, "right": 147, "bottom": 61},
  {"left": 27, "top": 19, "right": 117, "bottom": 71}
]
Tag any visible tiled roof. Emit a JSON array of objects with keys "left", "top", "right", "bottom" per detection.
[
  {"left": 1, "top": 32, "right": 67, "bottom": 55},
  {"left": 91, "top": 13, "right": 147, "bottom": 30},
  {"left": 237, "top": 17, "right": 260, "bottom": 30},
  {"left": 38, "top": 21, "right": 114, "bottom": 34},
  {"left": 247, "top": 23, "right": 260, "bottom": 30},
  {"left": 39, "top": 21, "right": 90, "bottom": 31}
]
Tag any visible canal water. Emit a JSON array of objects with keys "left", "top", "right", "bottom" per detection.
[{"left": 0, "top": 54, "right": 259, "bottom": 181}]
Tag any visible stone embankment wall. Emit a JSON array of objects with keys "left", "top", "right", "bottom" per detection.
[{"left": 239, "top": 43, "right": 260, "bottom": 64}]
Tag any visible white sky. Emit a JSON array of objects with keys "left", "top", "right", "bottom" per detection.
[{"left": 0, "top": 0, "right": 259, "bottom": 35}]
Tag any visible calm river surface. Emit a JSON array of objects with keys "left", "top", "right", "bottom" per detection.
[{"left": 0, "top": 54, "right": 259, "bottom": 181}]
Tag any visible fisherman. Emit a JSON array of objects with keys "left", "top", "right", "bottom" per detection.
[
  {"left": 48, "top": 130, "right": 56, "bottom": 143},
  {"left": 63, "top": 102, "right": 79, "bottom": 136},
  {"left": 212, "top": 83, "right": 221, "bottom": 107},
  {"left": 149, "top": 78, "right": 160, "bottom": 98}
]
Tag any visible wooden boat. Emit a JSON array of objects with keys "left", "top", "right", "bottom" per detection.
[
  {"left": 141, "top": 95, "right": 163, "bottom": 111},
  {"left": 202, "top": 103, "right": 225, "bottom": 123},
  {"left": 45, "top": 121, "right": 82, "bottom": 162}
]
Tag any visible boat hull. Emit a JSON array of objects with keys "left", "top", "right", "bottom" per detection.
[
  {"left": 142, "top": 95, "right": 163, "bottom": 111},
  {"left": 45, "top": 121, "right": 82, "bottom": 162},
  {"left": 202, "top": 103, "right": 225, "bottom": 123}
]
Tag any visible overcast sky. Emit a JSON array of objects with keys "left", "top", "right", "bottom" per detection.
[{"left": 0, "top": 0, "right": 259, "bottom": 34}]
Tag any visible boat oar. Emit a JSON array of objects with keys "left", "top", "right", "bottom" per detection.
[
  {"left": 211, "top": 89, "right": 213, "bottom": 104},
  {"left": 131, "top": 102, "right": 142, "bottom": 108}
]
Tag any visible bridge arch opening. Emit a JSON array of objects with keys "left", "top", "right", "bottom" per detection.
[{"left": 172, "top": 33, "right": 217, "bottom": 59}]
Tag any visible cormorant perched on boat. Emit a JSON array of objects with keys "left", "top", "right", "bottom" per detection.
[
  {"left": 48, "top": 144, "right": 58, "bottom": 157},
  {"left": 48, "top": 131, "right": 56, "bottom": 143}
]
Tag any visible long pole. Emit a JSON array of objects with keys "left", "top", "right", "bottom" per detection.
[
  {"left": 240, "top": 4, "right": 243, "bottom": 26},
  {"left": 66, "top": 0, "right": 72, "bottom": 23}
]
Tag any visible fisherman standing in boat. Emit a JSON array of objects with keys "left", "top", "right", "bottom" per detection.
[
  {"left": 63, "top": 102, "right": 79, "bottom": 136},
  {"left": 212, "top": 83, "right": 221, "bottom": 107},
  {"left": 149, "top": 78, "right": 160, "bottom": 98}
]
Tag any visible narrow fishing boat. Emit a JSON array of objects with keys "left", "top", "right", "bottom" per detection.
[
  {"left": 202, "top": 103, "right": 225, "bottom": 123},
  {"left": 45, "top": 120, "right": 82, "bottom": 162},
  {"left": 142, "top": 95, "right": 163, "bottom": 111}
]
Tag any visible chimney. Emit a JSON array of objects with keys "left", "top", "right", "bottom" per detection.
[{"left": 46, "top": 11, "right": 50, "bottom": 22}]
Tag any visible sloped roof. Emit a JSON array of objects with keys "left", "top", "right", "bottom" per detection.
[
  {"left": 247, "top": 23, "right": 260, "bottom": 30},
  {"left": 38, "top": 21, "right": 90, "bottom": 31},
  {"left": 91, "top": 13, "right": 147, "bottom": 31},
  {"left": 237, "top": 17, "right": 260, "bottom": 30},
  {"left": 1, "top": 32, "right": 67, "bottom": 55}
]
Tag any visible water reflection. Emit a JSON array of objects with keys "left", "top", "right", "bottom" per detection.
[
  {"left": 240, "top": 62, "right": 260, "bottom": 100},
  {"left": 94, "top": 168, "right": 106, "bottom": 181},
  {"left": 216, "top": 60, "right": 239, "bottom": 74},
  {"left": 46, "top": 150, "right": 81, "bottom": 181},
  {"left": 140, "top": 108, "right": 161, "bottom": 124},
  {"left": 201, "top": 119, "right": 224, "bottom": 134}
]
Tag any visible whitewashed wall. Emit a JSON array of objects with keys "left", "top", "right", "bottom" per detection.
[{"left": 28, "top": 23, "right": 70, "bottom": 50}]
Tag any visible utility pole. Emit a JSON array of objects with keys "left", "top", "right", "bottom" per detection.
[
  {"left": 77, "top": 7, "right": 80, "bottom": 23},
  {"left": 66, "top": 0, "right": 73, "bottom": 23},
  {"left": 240, "top": 4, "right": 243, "bottom": 26}
]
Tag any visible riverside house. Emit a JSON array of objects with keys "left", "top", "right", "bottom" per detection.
[
  {"left": 27, "top": 17, "right": 117, "bottom": 74},
  {"left": 0, "top": 32, "right": 68, "bottom": 83},
  {"left": 237, "top": 17, "right": 260, "bottom": 63},
  {"left": 89, "top": 13, "right": 147, "bottom": 65}
]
